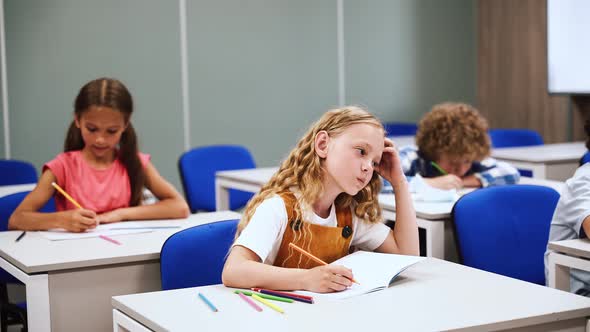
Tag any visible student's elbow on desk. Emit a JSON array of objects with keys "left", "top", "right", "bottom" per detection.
[
  {"left": 161, "top": 198, "right": 189, "bottom": 218},
  {"left": 7, "top": 213, "right": 20, "bottom": 230},
  {"left": 176, "top": 200, "right": 190, "bottom": 218}
]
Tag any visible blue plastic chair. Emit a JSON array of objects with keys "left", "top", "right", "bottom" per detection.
[
  {"left": 0, "top": 160, "right": 37, "bottom": 186},
  {"left": 0, "top": 191, "right": 55, "bottom": 332},
  {"left": 383, "top": 122, "right": 418, "bottom": 136},
  {"left": 580, "top": 151, "right": 590, "bottom": 165},
  {"left": 451, "top": 185, "right": 559, "bottom": 285},
  {"left": 160, "top": 219, "right": 238, "bottom": 290},
  {"left": 488, "top": 129, "right": 544, "bottom": 148},
  {"left": 178, "top": 145, "right": 256, "bottom": 212}
]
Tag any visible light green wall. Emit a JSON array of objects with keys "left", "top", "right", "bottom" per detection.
[
  {"left": 187, "top": 0, "right": 338, "bottom": 166},
  {"left": 5, "top": 0, "right": 184, "bottom": 186},
  {"left": 3, "top": 0, "right": 475, "bottom": 189},
  {"left": 345, "top": 0, "right": 476, "bottom": 123}
]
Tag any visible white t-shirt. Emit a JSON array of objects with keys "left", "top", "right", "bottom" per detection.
[
  {"left": 235, "top": 194, "right": 391, "bottom": 265},
  {"left": 544, "top": 163, "right": 590, "bottom": 293}
]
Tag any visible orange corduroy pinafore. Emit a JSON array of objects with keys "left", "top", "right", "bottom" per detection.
[{"left": 273, "top": 191, "right": 354, "bottom": 269}]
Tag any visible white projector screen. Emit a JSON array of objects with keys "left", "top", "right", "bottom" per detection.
[{"left": 547, "top": 0, "right": 590, "bottom": 94}]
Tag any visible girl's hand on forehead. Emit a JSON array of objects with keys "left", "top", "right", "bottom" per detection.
[{"left": 375, "top": 138, "right": 405, "bottom": 185}]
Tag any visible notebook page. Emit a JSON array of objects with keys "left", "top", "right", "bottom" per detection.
[{"left": 297, "top": 251, "right": 425, "bottom": 299}]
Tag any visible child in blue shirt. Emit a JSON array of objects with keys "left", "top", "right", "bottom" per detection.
[{"left": 398, "top": 102, "right": 520, "bottom": 189}]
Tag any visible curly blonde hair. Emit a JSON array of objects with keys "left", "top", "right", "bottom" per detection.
[
  {"left": 236, "top": 106, "right": 385, "bottom": 238},
  {"left": 416, "top": 102, "right": 490, "bottom": 161}
]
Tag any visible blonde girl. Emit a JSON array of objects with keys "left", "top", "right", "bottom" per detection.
[{"left": 222, "top": 106, "right": 419, "bottom": 293}]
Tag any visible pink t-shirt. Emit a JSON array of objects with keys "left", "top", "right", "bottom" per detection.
[{"left": 43, "top": 150, "right": 151, "bottom": 213}]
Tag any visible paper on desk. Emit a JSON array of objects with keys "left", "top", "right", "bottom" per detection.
[
  {"left": 38, "top": 225, "right": 152, "bottom": 241},
  {"left": 295, "top": 251, "right": 425, "bottom": 300},
  {"left": 409, "top": 174, "right": 458, "bottom": 202}
]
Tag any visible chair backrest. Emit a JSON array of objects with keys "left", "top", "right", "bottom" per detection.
[
  {"left": 451, "top": 185, "right": 560, "bottom": 285},
  {"left": 488, "top": 128, "right": 544, "bottom": 148},
  {"left": 0, "top": 191, "right": 56, "bottom": 231},
  {"left": 160, "top": 219, "right": 238, "bottom": 290},
  {"left": 0, "top": 159, "right": 37, "bottom": 186},
  {"left": 580, "top": 151, "right": 590, "bottom": 166},
  {"left": 0, "top": 191, "right": 55, "bottom": 285},
  {"left": 383, "top": 122, "right": 418, "bottom": 136},
  {"left": 178, "top": 145, "right": 256, "bottom": 212}
]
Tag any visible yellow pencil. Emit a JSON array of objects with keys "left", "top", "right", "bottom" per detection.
[
  {"left": 289, "top": 242, "right": 360, "bottom": 284},
  {"left": 51, "top": 182, "right": 83, "bottom": 209},
  {"left": 251, "top": 294, "right": 284, "bottom": 314}
]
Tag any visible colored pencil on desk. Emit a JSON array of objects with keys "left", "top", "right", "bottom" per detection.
[
  {"left": 198, "top": 292, "right": 218, "bottom": 312},
  {"left": 252, "top": 288, "right": 314, "bottom": 304},
  {"left": 99, "top": 234, "right": 121, "bottom": 245},
  {"left": 288, "top": 242, "right": 360, "bottom": 284},
  {"left": 51, "top": 182, "right": 83, "bottom": 209},
  {"left": 234, "top": 290, "right": 293, "bottom": 303},
  {"left": 237, "top": 292, "right": 263, "bottom": 312},
  {"left": 15, "top": 231, "right": 26, "bottom": 242},
  {"left": 252, "top": 294, "right": 284, "bottom": 314}
]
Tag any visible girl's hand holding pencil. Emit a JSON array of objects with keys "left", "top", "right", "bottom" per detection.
[
  {"left": 51, "top": 182, "right": 98, "bottom": 232},
  {"left": 58, "top": 209, "right": 97, "bottom": 233},
  {"left": 289, "top": 243, "right": 359, "bottom": 293}
]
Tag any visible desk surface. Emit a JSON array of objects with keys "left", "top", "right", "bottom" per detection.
[
  {"left": 0, "top": 211, "right": 241, "bottom": 274},
  {"left": 491, "top": 142, "right": 586, "bottom": 163},
  {"left": 113, "top": 258, "right": 590, "bottom": 332},
  {"left": 218, "top": 167, "right": 565, "bottom": 220},
  {"left": 549, "top": 239, "right": 590, "bottom": 260}
]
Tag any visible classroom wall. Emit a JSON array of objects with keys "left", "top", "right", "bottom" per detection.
[
  {"left": 3, "top": 0, "right": 475, "bottom": 190},
  {"left": 0, "top": 62, "right": 4, "bottom": 158}
]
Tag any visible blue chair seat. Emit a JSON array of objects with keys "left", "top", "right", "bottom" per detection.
[
  {"left": 160, "top": 219, "right": 239, "bottom": 290},
  {"left": 178, "top": 145, "right": 256, "bottom": 212},
  {"left": 489, "top": 128, "right": 544, "bottom": 148},
  {"left": 383, "top": 122, "right": 418, "bottom": 136},
  {"left": 0, "top": 160, "right": 37, "bottom": 186},
  {"left": 451, "top": 185, "right": 559, "bottom": 285}
]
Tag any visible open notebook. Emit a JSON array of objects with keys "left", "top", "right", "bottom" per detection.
[{"left": 297, "top": 251, "right": 425, "bottom": 300}]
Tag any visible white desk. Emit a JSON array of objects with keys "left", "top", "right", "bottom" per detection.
[
  {"left": 112, "top": 258, "right": 590, "bottom": 332},
  {"left": 0, "top": 183, "right": 36, "bottom": 198},
  {"left": 216, "top": 167, "right": 564, "bottom": 260},
  {"left": 0, "top": 211, "right": 241, "bottom": 332},
  {"left": 491, "top": 142, "right": 586, "bottom": 181},
  {"left": 547, "top": 239, "right": 590, "bottom": 292},
  {"left": 388, "top": 135, "right": 415, "bottom": 147}
]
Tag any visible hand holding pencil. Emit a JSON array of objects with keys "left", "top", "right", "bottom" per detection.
[
  {"left": 289, "top": 243, "right": 360, "bottom": 293},
  {"left": 51, "top": 182, "right": 97, "bottom": 232}
]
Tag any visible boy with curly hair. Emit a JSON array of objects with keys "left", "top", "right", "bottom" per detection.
[{"left": 398, "top": 102, "right": 520, "bottom": 189}]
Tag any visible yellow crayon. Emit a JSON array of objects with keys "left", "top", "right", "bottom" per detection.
[{"left": 251, "top": 294, "right": 284, "bottom": 314}]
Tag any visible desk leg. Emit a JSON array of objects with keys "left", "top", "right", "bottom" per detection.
[
  {"left": 26, "top": 274, "right": 51, "bottom": 332},
  {"left": 113, "top": 309, "right": 152, "bottom": 332},
  {"left": 215, "top": 178, "right": 230, "bottom": 211},
  {"left": 547, "top": 252, "right": 570, "bottom": 291},
  {"left": 547, "top": 252, "right": 590, "bottom": 292},
  {"left": 416, "top": 218, "right": 444, "bottom": 259},
  {"left": 532, "top": 164, "right": 547, "bottom": 179}
]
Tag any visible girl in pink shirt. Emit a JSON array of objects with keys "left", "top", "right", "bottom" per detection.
[{"left": 9, "top": 78, "right": 189, "bottom": 232}]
